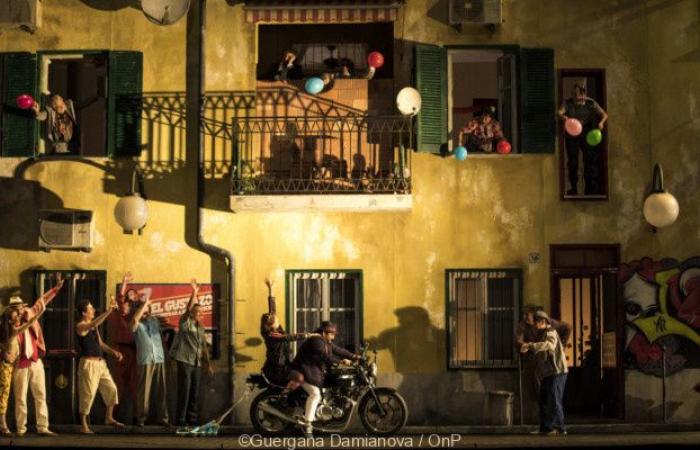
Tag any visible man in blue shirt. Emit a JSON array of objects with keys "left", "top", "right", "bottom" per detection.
[{"left": 130, "top": 292, "right": 170, "bottom": 427}]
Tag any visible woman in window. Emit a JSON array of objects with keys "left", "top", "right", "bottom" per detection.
[
  {"left": 32, "top": 95, "right": 78, "bottom": 154},
  {"left": 459, "top": 106, "right": 504, "bottom": 153},
  {"left": 75, "top": 297, "right": 124, "bottom": 434}
]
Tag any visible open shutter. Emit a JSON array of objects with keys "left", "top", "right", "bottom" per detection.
[
  {"left": 415, "top": 44, "right": 447, "bottom": 153},
  {"left": 107, "top": 51, "right": 143, "bottom": 157},
  {"left": 1, "top": 52, "right": 38, "bottom": 157},
  {"left": 519, "top": 48, "right": 555, "bottom": 153}
]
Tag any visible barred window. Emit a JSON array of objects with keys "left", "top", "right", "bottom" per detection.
[
  {"left": 287, "top": 270, "right": 362, "bottom": 353},
  {"left": 447, "top": 269, "right": 521, "bottom": 368}
]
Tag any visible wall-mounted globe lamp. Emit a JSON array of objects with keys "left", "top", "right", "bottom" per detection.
[
  {"left": 643, "top": 163, "right": 679, "bottom": 231},
  {"left": 114, "top": 166, "right": 148, "bottom": 234}
]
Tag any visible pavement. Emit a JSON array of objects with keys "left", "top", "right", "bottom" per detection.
[{"left": 1, "top": 426, "right": 700, "bottom": 449}]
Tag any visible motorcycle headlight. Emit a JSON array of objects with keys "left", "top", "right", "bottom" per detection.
[{"left": 369, "top": 362, "right": 378, "bottom": 378}]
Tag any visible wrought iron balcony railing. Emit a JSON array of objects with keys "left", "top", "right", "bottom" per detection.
[{"left": 231, "top": 114, "right": 413, "bottom": 195}]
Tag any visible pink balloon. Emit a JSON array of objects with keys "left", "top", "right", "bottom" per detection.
[
  {"left": 367, "top": 51, "right": 384, "bottom": 69},
  {"left": 565, "top": 118, "right": 582, "bottom": 136},
  {"left": 16, "top": 94, "right": 35, "bottom": 110}
]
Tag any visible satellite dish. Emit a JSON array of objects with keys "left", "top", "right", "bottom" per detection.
[
  {"left": 141, "top": 0, "right": 191, "bottom": 26},
  {"left": 396, "top": 87, "right": 422, "bottom": 116}
]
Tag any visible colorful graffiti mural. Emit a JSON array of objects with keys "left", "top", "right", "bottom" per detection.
[{"left": 621, "top": 256, "right": 700, "bottom": 376}]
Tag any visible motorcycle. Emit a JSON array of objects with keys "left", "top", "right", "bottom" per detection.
[{"left": 246, "top": 342, "right": 408, "bottom": 435}]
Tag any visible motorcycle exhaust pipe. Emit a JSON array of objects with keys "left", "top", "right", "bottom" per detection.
[{"left": 258, "top": 402, "right": 300, "bottom": 425}]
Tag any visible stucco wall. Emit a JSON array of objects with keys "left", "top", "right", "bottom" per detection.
[{"left": 1, "top": 0, "right": 699, "bottom": 424}]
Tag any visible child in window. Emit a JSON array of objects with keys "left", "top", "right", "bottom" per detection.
[{"left": 458, "top": 106, "right": 504, "bottom": 153}]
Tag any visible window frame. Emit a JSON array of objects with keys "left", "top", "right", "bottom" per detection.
[
  {"left": 445, "top": 268, "right": 522, "bottom": 370},
  {"left": 445, "top": 45, "right": 520, "bottom": 155},
  {"left": 285, "top": 269, "right": 363, "bottom": 353}
]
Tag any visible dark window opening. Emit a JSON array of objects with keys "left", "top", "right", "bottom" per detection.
[
  {"left": 450, "top": 49, "right": 517, "bottom": 153},
  {"left": 257, "top": 23, "right": 394, "bottom": 80},
  {"left": 45, "top": 54, "right": 108, "bottom": 156}
]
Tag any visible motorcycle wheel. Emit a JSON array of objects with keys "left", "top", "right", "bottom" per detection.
[
  {"left": 250, "top": 391, "right": 295, "bottom": 435},
  {"left": 358, "top": 388, "right": 408, "bottom": 435}
]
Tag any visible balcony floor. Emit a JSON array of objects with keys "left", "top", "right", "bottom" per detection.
[{"left": 230, "top": 193, "right": 412, "bottom": 212}]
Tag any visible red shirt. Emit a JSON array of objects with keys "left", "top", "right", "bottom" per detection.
[
  {"left": 17, "top": 329, "right": 39, "bottom": 369},
  {"left": 107, "top": 313, "right": 135, "bottom": 346}
]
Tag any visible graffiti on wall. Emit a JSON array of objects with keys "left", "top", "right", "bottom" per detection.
[{"left": 621, "top": 256, "right": 700, "bottom": 376}]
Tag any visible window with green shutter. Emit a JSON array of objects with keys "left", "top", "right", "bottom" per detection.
[
  {"left": 107, "top": 51, "right": 143, "bottom": 157},
  {"left": 519, "top": 48, "right": 555, "bottom": 153},
  {"left": 0, "top": 52, "right": 38, "bottom": 157},
  {"left": 415, "top": 44, "right": 447, "bottom": 154}
]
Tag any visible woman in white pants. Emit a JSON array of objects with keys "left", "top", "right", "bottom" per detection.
[{"left": 75, "top": 297, "right": 124, "bottom": 434}]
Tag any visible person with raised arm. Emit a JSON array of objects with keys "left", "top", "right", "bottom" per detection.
[
  {"left": 130, "top": 289, "right": 170, "bottom": 428},
  {"left": 0, "top": 295, "right": 48, "bottom": 436},
  {"left": 170, "top": 279, "right": 213, "bottom": 427},
  {"left": 11, "top": 273, "right": 65, "bottom": 437},
  {"left": 75, "top": 296, "right": 124, "bottom": 434},
  {"left": 107, "top": 272, "right": 139, "bottom": 423}
]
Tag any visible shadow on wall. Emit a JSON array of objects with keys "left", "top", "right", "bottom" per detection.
[
  {"left": 77, "top": 0, "right": 140, "bottom": 11},
  {"left": 366, "top": 306, "right": 519, "bottom": 425},
  {"left": 0, "top": 178, "right": 63, "bottom": 251}
]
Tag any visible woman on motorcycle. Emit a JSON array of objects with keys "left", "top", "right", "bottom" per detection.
[{"left": 260, "top": 312, "right": 308, "bottom": 386}]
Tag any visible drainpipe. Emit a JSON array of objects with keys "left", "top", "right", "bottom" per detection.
[{"left": 186, "top": 0, "right": 237, "bottom": 422}]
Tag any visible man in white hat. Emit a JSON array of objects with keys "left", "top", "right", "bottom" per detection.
[{"left": 9, "top": 274, "right": 65, "bottom": 436}]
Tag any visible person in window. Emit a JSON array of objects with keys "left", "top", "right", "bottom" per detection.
[
  {"left": 520, "top": 311, "right": 568, "bottom": 436},
  {"left": 107, "top": 272, "right": 140, "bottom": 424},
  {"left": 75, "top": 298, "right": 125, "bottom": 434},
  {"left": 0, "top": 296, "right": 48, "bottom": 436},
  {"left": 273, "top": 49, "right": 303, "bottom": 82},
  {"left": 129, "top": 290, "right": 170, "bottom": 428},
  {"left": 169, "top": 279, "right": 213, "bottom": 427},
  {"left": 11, "top": 274, "right": 65, "bottom": 437},
  {"left": 558, "top": 83, "right": 608, "bottom": 195},
  {"left": 458, "top": 106, "right": 504, "bottom": 152},
  {"left": 32, "top": 94, "right": 78, "bottom": 154},
  {"left": 291, "top": 321, "right": 359, "bottom": 437}
]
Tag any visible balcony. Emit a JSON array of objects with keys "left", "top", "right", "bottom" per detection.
[{"left": 229, "top": 81, "right": 413, "bottom": 212}]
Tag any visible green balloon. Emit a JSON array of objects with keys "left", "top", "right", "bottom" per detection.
[{"left": 586, "top": 129, "right": 603, "bottom": 146}]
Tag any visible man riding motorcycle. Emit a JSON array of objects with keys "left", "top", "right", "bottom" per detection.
[{"left": 291, "top": 321, "right": 359, "bottom": 436}]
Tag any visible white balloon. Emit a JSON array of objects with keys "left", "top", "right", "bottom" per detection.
[
  {"left": 396, "top": 87, "right": 422, "bottom": 116},
  {"left": 643, "top": 192, "right": 679, "bottom": 228},
  {"left": 115, "top": 193, "right": 148, "bottom": 231}
]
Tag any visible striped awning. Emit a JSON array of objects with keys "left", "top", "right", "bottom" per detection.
[{"left": 244, "top": 0, "right": 403, "bottom": 24}]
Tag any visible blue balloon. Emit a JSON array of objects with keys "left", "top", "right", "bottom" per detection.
[
  {"left": 305, "top": 77, "right": 325, "bottom": 95},
  {"left": 454, "top": 146, "right": 468, "bottom": 161}
]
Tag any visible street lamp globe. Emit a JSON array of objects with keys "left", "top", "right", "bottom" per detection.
[
  {"left": 114, "top": 192, "right": 148, "bottom": 232},
  {"left": 643, "top": 163, "right": 679, "bottom": 229}
]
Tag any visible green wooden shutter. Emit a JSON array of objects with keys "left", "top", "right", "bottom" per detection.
[
  {"left": 108, "top": 51, "right": 143, "bottom": 157},
  {"left": 1, "top": 52, "right": 38, "bottom": 157},
  {"left": 519, "top": 48, "right": 555, "bottom": 153},
  {"left": 415, "top": 44, "right": 447, "bottom": 153}
]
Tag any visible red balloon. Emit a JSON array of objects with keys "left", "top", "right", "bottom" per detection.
[
  {"left": 367, "top": 51, "right": 384, "bottom": 69},
  {"left": 16, "top": 94, "right": 35, "bottom": 110},
  {"left": 496, "top": 139, "right": 512, "bottom": 154}
]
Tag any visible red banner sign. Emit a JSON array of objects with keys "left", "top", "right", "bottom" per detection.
[{"left": 116, "top": 283, "right": 220, "bottom": 329}]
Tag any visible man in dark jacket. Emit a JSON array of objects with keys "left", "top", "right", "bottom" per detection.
[{"left": 291, "top": 321, "right": 358, "bottom": 436}]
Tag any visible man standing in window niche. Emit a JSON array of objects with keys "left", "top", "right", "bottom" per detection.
[
  {"left": 32, "top": 95, "right": 78, "bottom": 154},
  {"left": 559, "top": 83, "right": 608, "bottom": 196}
]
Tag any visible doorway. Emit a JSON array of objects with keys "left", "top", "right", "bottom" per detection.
[{"left": 550, "top": 244, "right": 623, "bottom": 419}]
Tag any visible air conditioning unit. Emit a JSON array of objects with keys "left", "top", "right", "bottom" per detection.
[
  {"left": 0, "top": 0, "right": 41, "bottom": 33},
  {"left": 39, "top": 209, "right": 93, "bottom": 252},
  {"left": 449, "top": 0, "right": 502, "bottom": 25}
]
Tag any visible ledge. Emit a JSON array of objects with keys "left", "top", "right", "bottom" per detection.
[{"left": 230, "top": 194, "right": 412, "bottom": 212}]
